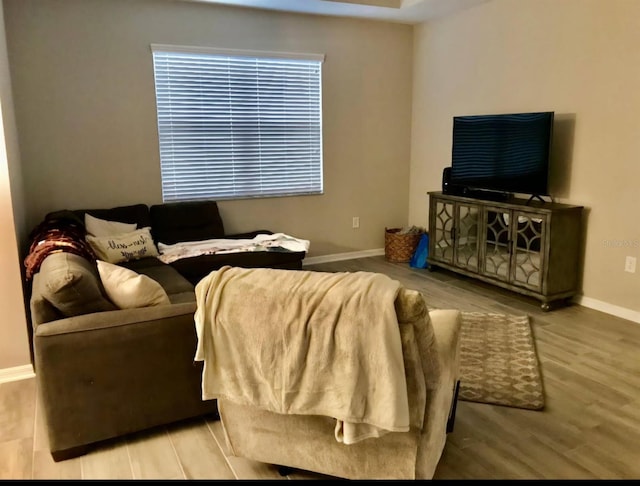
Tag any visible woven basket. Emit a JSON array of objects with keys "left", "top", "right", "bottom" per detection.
[{"left": 384, "top": 228, "right": 422, "bottom": 263}]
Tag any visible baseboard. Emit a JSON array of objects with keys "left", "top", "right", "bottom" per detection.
[
  {"left": 303, "top": 248, "right": 385, "bottom": 266},
  {"left": 303, "top": 253, "right": 640, "bottom": 325},
  {"left": 574, "top": 295, "right": 640, "bottom": 325},
  {"left": 0, "top": 364, "right": 35, "bottom": 384}
]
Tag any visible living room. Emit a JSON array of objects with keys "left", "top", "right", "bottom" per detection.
[{"left": 0, "top": 0, "right": 639, "bottom": 480}]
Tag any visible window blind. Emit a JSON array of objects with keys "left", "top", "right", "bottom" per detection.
[{"left": 151, "top": 46, "right": 324, "bottom": 202}]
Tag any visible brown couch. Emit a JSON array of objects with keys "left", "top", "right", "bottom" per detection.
[{"left": 28, "top": 200, "right": 306, "bottom": 461}]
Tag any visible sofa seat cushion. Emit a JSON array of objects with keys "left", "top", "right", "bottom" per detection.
[
  {"left": 119, "top": 256, "right": 165, "bottom": 271},
  {"left": 150, "top": 201, "right": 225, "bottom": 245},
  {"left": 38, "top": 252, "right": 117, "bottom": 317},
  {"left": 119, "top": 257, "right": 195, "bottom": 304},
  {"left": 170, "top": 251, "right": 305, "bottom": 286}
]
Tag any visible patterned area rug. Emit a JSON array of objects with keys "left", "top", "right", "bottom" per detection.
[{"left": 458, "top": 312, "right": 545, "bottom": 410}]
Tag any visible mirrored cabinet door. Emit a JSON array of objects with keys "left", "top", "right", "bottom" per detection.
[
  {"left": 454, "top": 204, "right": 480, "bottom": 272},
  {"left": 432, "top": 199, "right": 455, "bottom": 263},
  {"left": 510, "top": 211, "right": 546, "bottom": 291},
  {"left": 481, "top": 208, "right": 512, "bottom": 281}
]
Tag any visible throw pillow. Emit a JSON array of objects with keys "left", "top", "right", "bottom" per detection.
[
  {"left": 85, "top": 213, "right": 137, "bottom": 237},
  {"left": 86, "top": 227, "right": 159, "bottom": 264},
  {"left": 96, "top": 260, "right": 171, "bottom": 309}
]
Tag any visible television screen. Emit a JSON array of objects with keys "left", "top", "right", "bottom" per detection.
[{"left": 450, "top": 111, "right": 554, "bottom": 196}]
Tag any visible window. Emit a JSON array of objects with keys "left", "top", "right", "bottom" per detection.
[{"left": 151, "top": 45, "right": 324, "bottom": 202}]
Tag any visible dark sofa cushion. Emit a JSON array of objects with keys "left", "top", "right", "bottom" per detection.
[
  {"left": 169, "top": 250, "right": 304, "bottom": 286},
  {"left": 42, "top": 209, "right": 84, "bottom": 228},
  {"left": 73, "top": 204, "right": 152, "bottom": 229},
  {"left": 150, "top": 201, "right": 225, "bottom": 245}
]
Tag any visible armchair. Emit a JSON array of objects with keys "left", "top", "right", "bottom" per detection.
[{"left": 194, "top": 267, "right": 462, "bottom": 480}]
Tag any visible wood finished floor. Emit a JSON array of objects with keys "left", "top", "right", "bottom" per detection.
[{"left": 2, "top": 255, "right": 640, "bottom": 479}]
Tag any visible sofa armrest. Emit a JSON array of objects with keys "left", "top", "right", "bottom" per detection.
[
  {"left": 414, "top": 309, "right": 462, "bottom": 479},
  {"left": 35, "top": 302, "right": 196, "bottom": 337},
  {"left": 33, "top": 301, "right": 214, "bottom": 455},
  {"left": 428, "top": 309, "right": 462, "bottom": 383}
]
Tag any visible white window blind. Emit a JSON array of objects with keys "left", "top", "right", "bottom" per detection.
[{"left": 151, "top": 46, "right": 324, "bottom": 202}]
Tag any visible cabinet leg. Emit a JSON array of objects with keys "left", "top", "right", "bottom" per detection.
[
  {"left": 278, "top": 466, "right": 294, "bottom": 476},
  {"left": 541, "top": 299, "right": 572, "bottom": 312}
]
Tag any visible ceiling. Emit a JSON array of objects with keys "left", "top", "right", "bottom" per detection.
[{"left": 185, "top": 0, "right": 490, "bottom": 24}]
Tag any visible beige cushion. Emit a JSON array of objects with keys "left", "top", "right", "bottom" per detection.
[
  {"left": 86, "top": 227, "right": 159, "bottom": 264},
  {"left": 85, "top": 213, "right": 137, "bottom": 237},
  {"left": 97, "top": 260, "right": 170, "bottom": 309},
  {"left": 38, "top": 253, "right": 116, "bottom": 317}
]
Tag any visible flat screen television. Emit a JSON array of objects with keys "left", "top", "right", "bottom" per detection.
[{"left": 450, "top": 111, "right": 554, "bottom": 198}]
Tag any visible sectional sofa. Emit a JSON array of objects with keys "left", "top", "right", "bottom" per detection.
[{"left": 27, "top": 200, "right": 306, "bottom": 460}]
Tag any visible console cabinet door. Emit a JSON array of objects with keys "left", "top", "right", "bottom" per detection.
[
  {"left": 510, "top": 211, "right": 546, "bottom": 292},
  {"left": 454, "top": 203, "right": 480, "bottom": 272},
  {"left": 481, "top": 207, "right": 512, "bottom": 281},
  {"left": 480, "top": 208, "right": 546, "bottom": 291},
  {"left": 430, "top": 198, "right": 455, "bottom": 264}
]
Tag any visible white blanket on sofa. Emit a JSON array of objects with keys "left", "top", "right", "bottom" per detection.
[
  {"left": 194, "top": 266, "right": 419, "bottom": 444},
  {"left": 157, "top": 233, "right": 310, "bottom": 264}
]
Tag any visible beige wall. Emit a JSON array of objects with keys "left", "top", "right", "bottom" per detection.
[
  {"left": 0, "top": 0, "right": 30, "bottom": 370},
  {"left": 7, "top": 0, "right": 638, "bottom": 371},
  {"left": 5, "top": 0, "right": 413, "bottom": 257},
  {"left": 410, "top": 0, "right": 640, "bottom": 311}
]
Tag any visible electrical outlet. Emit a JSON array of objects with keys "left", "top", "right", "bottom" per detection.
[
  {"left": 625, "top": 256, "right": 636, "bottom": 273},
  {"left": 352, "top": 216, "right": 360, "bottom": 229}
]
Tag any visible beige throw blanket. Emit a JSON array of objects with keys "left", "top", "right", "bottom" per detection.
[{"left": 194, "top": 266, "right": 424, "bottom": 444}]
